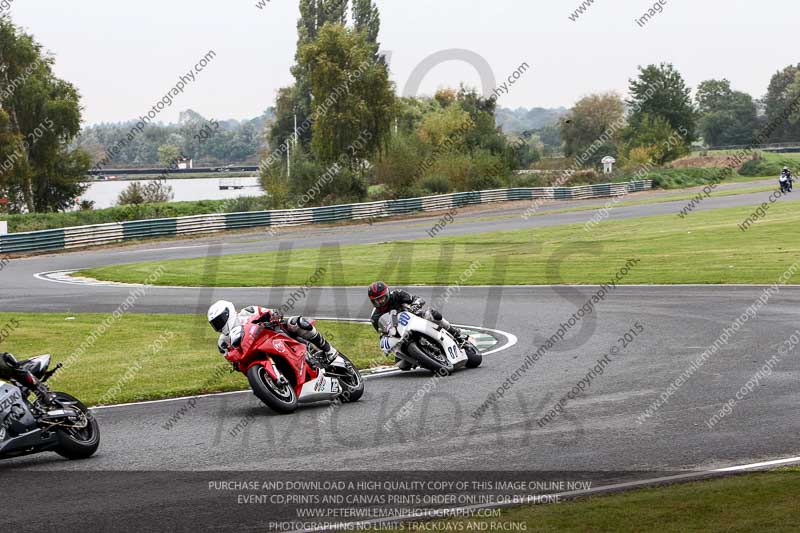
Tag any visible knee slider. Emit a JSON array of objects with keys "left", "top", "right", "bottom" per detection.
[{"left": 296, "top": 317, "right": 314, "bottom": 331}]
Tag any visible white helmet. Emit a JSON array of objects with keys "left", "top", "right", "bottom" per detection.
[{"left": 208, "top": 300, "right": 237, "bottom": 335}]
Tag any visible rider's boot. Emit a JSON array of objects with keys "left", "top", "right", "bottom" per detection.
[{"left": 306, "top": 346, "right": 338, "bottom": 370}]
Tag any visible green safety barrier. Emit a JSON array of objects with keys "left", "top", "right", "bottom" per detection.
[
  {"left": 0, "top": 181, "right": 651, "bottom": 254},
  {"left": 225, "top": 211, "right": 271, "bottom": 229},
  {"left": 122, "top": 218, "right": 178, "bottom": 241},
  {"left": 0, "top": 228, "right": 65, "bottom": 254}
]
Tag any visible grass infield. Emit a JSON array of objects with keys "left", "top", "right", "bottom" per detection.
[
  {"left": 79, "top": 199, "right": 800, "bottom": 287},
  {"left": 427, "top": 468, "right": 800, "bottom": 532},
  {"left": 0, "top": 313, "right": 384, "bottom": 406}
]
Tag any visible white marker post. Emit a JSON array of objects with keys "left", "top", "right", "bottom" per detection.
[{"left": 602, "top": 156, "right": 616, "bottom": 175}]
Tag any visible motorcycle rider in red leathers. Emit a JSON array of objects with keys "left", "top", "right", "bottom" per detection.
[{"left": 207, "top": 301, "right": 339, "bottom": 368}]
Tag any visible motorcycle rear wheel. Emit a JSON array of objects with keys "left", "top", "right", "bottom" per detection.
[
  {"left": 247, "top": 365, "right": 298, "bottom": 414},
  {"left": 334, "top": 355, "right": 364, "bottom": 403},
  {"left": 53, "top": 392, "right": 100, "bottom": 460}
]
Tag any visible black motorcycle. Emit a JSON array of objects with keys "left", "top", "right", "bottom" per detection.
[{"left": 0, "top": 352, "right": 99, "bottom": 460}]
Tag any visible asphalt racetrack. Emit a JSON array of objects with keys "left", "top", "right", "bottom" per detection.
[{"left": 2, "top": 188, "right": 799, "bottom": 531}]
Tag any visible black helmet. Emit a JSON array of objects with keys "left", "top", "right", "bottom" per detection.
[{"left": 0, "top": 352, "right": 19, "bottom": 377}]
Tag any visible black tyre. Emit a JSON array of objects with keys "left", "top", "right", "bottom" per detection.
[
  {"left": 464, "top": 343, "right": 483, "bottom": 369},
  {"left": 407, "top": 340, "right": 453, "bottom": 375},
  {"left": 52, "top": 393, "right": 100, "bottom": 460},
  {"left": 334, "top": 355, "right": 364, "bottom": 404},
  {"left": 247, "top": 365, "right": 298, "bottom": 414}
]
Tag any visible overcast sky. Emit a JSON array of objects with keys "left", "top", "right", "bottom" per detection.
[{"left": 5, "top": 0, "right": 799, "bottom": 125}]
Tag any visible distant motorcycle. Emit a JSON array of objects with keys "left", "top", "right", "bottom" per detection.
[
  {"left": 780, "top": 175, "right": 793, "bottom": 193},
  {"left": 0, "top": 353, "right": 99, "bottom": 461},
  {"left": 378, "top": 309, "right": 482, "bottom": 374},
  {"left": 225, "top": 317, "right": 364, "bottom": 414}
]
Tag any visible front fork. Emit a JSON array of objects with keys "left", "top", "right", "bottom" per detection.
[{"left": 259, "top": 358, "right": 290, "bottom": 389}]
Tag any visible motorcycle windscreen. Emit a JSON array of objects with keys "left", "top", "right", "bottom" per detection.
[
  {"left": 23, "top": 354, "right": 51, "bottom": 378},
  {"left": 377, "top": 313, "right": 394, "bottom": 334}
]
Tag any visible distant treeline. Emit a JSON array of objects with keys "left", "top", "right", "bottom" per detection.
[{"left": 75, "top": 109, "right": 273, "bottom": 168}]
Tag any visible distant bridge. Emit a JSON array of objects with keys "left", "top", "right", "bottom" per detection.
[
  {"left": 708, "top": 142, "right": 800, "bottom": 154},
  {"left": 87, "top": 166, "right": 258, "bottom": 177}
]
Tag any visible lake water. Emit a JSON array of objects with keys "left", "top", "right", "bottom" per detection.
[{"left": 82, "top": 176, "right": 263, "bottom": 209}]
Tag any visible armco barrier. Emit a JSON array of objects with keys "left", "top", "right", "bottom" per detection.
[{"left": 0, "top": 180, "right": 651, "bottom": 254}]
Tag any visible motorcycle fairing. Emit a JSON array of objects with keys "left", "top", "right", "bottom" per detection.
[
  {"left": 226, "top": 318, "right": 321, "bottom": 395},
  {"left": 396, "top": 312, "right": 468, "bottom": 366},
  {"left": 297, "top": 369, "right": 341, "bottom": 404}
]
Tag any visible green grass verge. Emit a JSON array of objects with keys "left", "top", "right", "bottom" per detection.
[
  {"left": 0, "top": 313, "right": 385, "bottom": 406},
  {"left": 430, "top": 468, "right": 800, "bottom": 532},
  {"left": 446, "top": 183, "right": 778, "bottom": 225},
  {"left": 80, "top": 198, "right": 800, "bottom": 286}
]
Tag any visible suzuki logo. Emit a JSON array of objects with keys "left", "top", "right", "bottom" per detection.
[
  {"left": 273, "top": 340, "right": 287, "bottom": 353},
  {"left": 0, "top": 390, "right": 22, "bottom": 412}
]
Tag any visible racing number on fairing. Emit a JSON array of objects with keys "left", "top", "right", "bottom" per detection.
[
  {"left": 398, "top": 312, "right": 411, "bottom": 326},
  {"left": 447, "top": 346, "right": 459, "bottom": 360}
]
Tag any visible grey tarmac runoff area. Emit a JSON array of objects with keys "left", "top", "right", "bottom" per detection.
[{"left": 1, "top": 185, "right": 800, "bottom": 532}]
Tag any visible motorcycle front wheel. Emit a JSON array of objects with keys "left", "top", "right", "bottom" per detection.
[
  {"left": 247, "top": 365, "right": 298, "bottom": 414},
  {"left": 464, "top": 343, "right": 483, "bottom": 368},
  {"left": 52, "top": 392, "right": 100, "bottom": 460},
  {"left": 407, "top": 340, "right": 453, "bottom": 375}
]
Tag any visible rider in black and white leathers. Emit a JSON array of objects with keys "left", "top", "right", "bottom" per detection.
[
  {"left": 367, "top": 284, "right": 465, "bottom": 342},
  {"left": 367, "top": 283, "right": 467, "bottom": 370},
  {"left": 780, "top": 167, "right": 793, "bottom": 193}
]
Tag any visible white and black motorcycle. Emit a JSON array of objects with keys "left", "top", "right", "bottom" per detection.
[
  {"left": 0, "top": 352, "right": 99, "bottom": 461},
  {"left": 378, "top": 309, "right": 482, "bottom": 374}
]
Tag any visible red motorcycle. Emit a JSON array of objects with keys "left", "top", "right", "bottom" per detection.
[{"left": 225, "top": 316, "right": 364, "bottom": 414}]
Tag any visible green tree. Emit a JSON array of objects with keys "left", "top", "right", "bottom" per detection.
[
  {"left": 299, "top": 23, "right": 395, "bottom": 167},
  {"left": 623, "top": 113, "right": 689, "bottom": 165},
  {"left": 352, "top": 0, "right": 381, "bottom": 47},
  {"left": 0, "top": 16, "right": 90, "bottom": 212},
  {"left": 455, "top": 86, "right": 505, "bottom": 155},
  {"left": 117, "top": 180, "right": 173, "bottom": 206},
  {"left": 763, "top": 64, "right": 800, "bottom": 142},
  {"left": 627, "top": 63, "right": 698, "bottom": 146},
  {"left": 374, "top": 132, "right": 425, "bottom": 195},
  {"left": 157, "top": 144, "right": 181, "bottom": 166},
  {"left": 142, "top": 180, "right": 174, "bottom": 203},
  {"left": 416, "top": 105, "right": 472, "bottom": 150},
  {"left": 267, "top": 86, "right": 301, "bottom": 159},
  {"left": 0, "top": 108, "right": 32, "bottom": 209},
  {"left": 277, "top": 0, "right": 355, "bottom": 154},
  {"left": 696, "top": 79, "right": 733, "bottom": 114},
  {"left": 765, "top": 68, "right": 800, "bottom": 141},
  {"left": 508, "top": 134, "right": 541, "bottom": 169},
  {"left": 695, "top": 79, "right": 757, "bottom": 147},
  {"left": 265, "top": 0, "right": 387, "bottom": 178},
  {"left": 117, "top": 181, "right": 146, "bottom": 205},
  {"left": 561, "top": 92, "right": 625, "bottom": 166},
  {"left": 533, "top": 123, "right": 562, "bottom": 153},
  {"left": 395, "top": 96, "right": 440, "bottom": 134}
]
